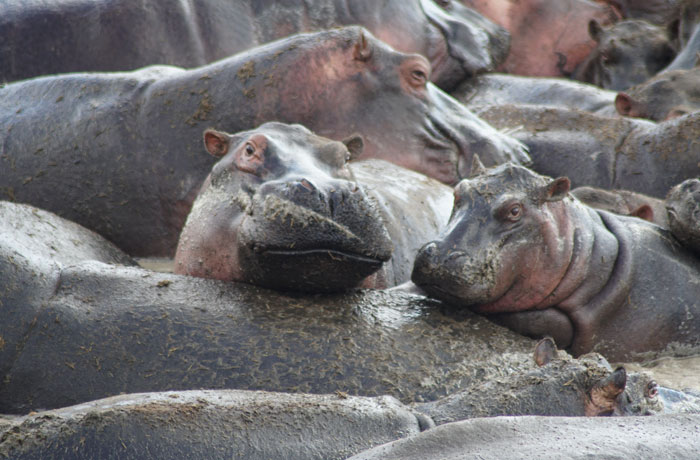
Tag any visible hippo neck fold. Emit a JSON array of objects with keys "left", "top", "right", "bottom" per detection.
[{"left": 563, "top": 210, "right": 634, "bottom": 356}]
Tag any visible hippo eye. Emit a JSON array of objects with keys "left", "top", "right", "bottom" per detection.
[
  {"left": 410, "top": 69, "right": 428, "bottom": 87},
  {"left": 508, "top": 204, "right": 522, "bottom": 221},
  {"left": 244, "top": 143, "right": 255, "bottom": 156},
  {"left": 645, "top": 381, "right": 658, "bottom": 398}
]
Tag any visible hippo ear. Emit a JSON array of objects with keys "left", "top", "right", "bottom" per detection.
[
  {"left": 542, "top": 177, "right": 571, "bottom": 202},
  {"left": 588, "top": 19, "right": 604, "bottom": 42},
  {"left": 353, "top": 32, "right": 372, "bottom": 62},
  {"left": 533, "top": 337, "right": 557, "bottom": 367},
  {"left": 203, "top": 129, "right": 231, "bottom": 158},
  {"left": 342, "top": 134, "right": 364, "bottom": 161},
  {"left": 468, "top": 154, "right": 488, "bottom": 178},
  {"left": 629, "top": 204, "right": 654, "bottom": 222},
  {"left": 615, "top": 92, "right": 633, "bottom": 116},
  {"left": 585, "top": 367, "right": 627, "bottom": 416}
]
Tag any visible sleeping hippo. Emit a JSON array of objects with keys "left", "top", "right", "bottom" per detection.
[
  {"left": 572, "top": 19, "right": 677, "bottom": 90},
  {"left": 175, "top": 123, "right": 452, "bottom": 291},
  {"left": 411, "top": 162, "right": 700, "bottom": 362},
  {"left": 0, "top": 26, "right": 528, "bottom": 257},
  {"left": 0, "top": 0, "right": 508, "bottom": 91}
]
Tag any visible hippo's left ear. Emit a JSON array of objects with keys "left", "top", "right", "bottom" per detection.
[
  {"left": 203, "top": 129, "right": 231, "bottom": 158},
  {"left": 342, "top": 134, "right": 364, "bottom": 161},
  {"left": 542, "top": 177, "right": 571, "bottom": 202}
]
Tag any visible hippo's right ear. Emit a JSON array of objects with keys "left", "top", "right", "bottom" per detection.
[
  {"left": 203, "top": 129, "right": 231, "bottom": 158},
  {"left": 542, "top": 177, "right": 571, "bottom": 202},
  {"left": 342, "top": 134, "right": 365, "bottom": 161},
  {"left": 469, "top": 154, "right": 487, "bottom": 178},
  {"left": 588, "top": 19, "right": 604, "bottom": 42},
  {"left": 533, "top": 337, "right": 557, "bottom": 367},
  {"left": 615, "top": 92, "right": 633, "bottom": 117},
  {"left": 353, "top": 32, "right": 372, "bottom": 62}
]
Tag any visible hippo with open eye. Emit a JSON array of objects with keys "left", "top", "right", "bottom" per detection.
[
  {"left": 412, "top": 161, "right": 700, "bottom": 362},
  {"left": 175, "top": 123, "right": 453, "bottom": 292}
]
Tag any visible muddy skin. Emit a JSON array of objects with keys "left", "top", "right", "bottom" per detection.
[
  {"left": 0, "top": 26, "right": 528, "bottom": 257},
  {"left": 347, "top": 414, "right": 700, "bottom": 460},
  {"left": 412, "top": 163, "right": 700, "bottom": 362},
  {"left": 0, "top": 0, "right": 508, "bottom": 91},
  {"left": 459, "top": 0, "right": 621, "bottom": 77},
  {"left": 174, "top": 123, "right": 453, "bottom": 292},
  {"left": 0, "top": 390, "right": 427, "bottom": 460},
  {"left": 474, "top": 104, "right": 700, "bottom": 198},
  {"left": 666, "top": 178, "right": 700, "bottom": 255},
  {"left": 616, "top": 67, "right": 700, "bottom": 121},
  {"left": 454, "top": 73, "right": 617, "bottom": 115},
  {"left": 573, "top": 19, "right": 677, "bottom": 90}
]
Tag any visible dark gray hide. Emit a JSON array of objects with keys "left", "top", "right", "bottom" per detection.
[
  {"left": 0, "top": 390, "right": 425, "bottom": 460},
  {"left": 0, "top": 27, "right": 528, "bottom": 257},
  {"left": 347, "top": 414, "right": 700, "bottom": 460},
  {"left": 0, "top": 0, "right": 509, "bottom": 90},
  {"left": 475, "top": 104, "right": 700, "bottom": 198}
]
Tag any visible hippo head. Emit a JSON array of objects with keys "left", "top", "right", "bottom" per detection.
[
  {"left": 174, "top": 123, "right": 393, "bottom": 292},
  {"left": 267, "top": 27, "right": 529, "bottom": 185},
  {"left": 412, "top": 161, "right": 577, "bottom": 333},
  {"left": 574, "top": 19, "right": 676, "bottom": 90},
  {"left": 615, "top": 68, "right": 700, "bottom": 121},
  {"left": 666, "top": 178, "right": 700, "bottom": 254}
]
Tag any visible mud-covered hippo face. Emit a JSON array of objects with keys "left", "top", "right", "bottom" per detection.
[
  {"left": 616, "top": 69, "right": 700, "bottom": 121},
  {"left": 412, "top": 163, "right": 573, "bottom": 312},
  {"left": 175, "top": 123, "right": 393, "bottom": 292},
  {"left": 580, "top": 20, "right": 676, "bottom": 91},
  {"left": 304, "top": 27, "right": 529, "bottom": 185}
]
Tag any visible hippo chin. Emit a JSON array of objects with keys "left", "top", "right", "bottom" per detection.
[
  {"left": 412, "top": 161, "right": 700, "bottom": 361},
  {"left": 175, "top": 123, "right": 452, "bottom": 292}
]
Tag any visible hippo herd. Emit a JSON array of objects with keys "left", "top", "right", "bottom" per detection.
[{"left": 2, "top": 0, "right": 700, "bottom": 458}]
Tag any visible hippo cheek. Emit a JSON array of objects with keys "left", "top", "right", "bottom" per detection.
[{"left": 236, "top": 194, "right": 393, "bottom": 292}]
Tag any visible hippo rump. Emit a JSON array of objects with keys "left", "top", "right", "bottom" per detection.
[
  {"left": 0, "top": 390, "right": 428, "bottom": 460},
  {"left": 0, "top": 0, "right": 508, "bottom": 91},
  {"left": 572, "top": 19, "right": 677, "bottom": 90},
  {"left": 615, "top": 67, "right": 700, "bottom": 121},
  {"left": 473, "top": 104, "right": 700, "bottom": 198},
  {"left": 348, "top": 414, "right": 700, "bottom": 460},
  {"left": 0, "top": 27, "right": 528, "bottom": 257},
  {"left": 174, "top": 123, "right": 452, "bottom": 292},
  {"left": 412, "top": 162, "right": 700, "bottom": 362},
  {"left": 459, "top": 0, "right": 621, "bottom": 77}
]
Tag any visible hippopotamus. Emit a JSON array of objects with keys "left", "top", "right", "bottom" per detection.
[
  {"left": 411, "top": 162, "right": 700, "bottom": 362},
  {"left": 615, "top": 67, "right": 700, "bottom": 120},
  {"left": 0, "top": 0, "right": 508, "bottom": 91},
  {"left": 572, "top": 19, "right": 677, "bottom": 90},
  {"left": 570, "top": 186, "right": 667, "bottom": 227},
  {"left": 459, "top": 0, "right": 621, "bottom": 76},
  {"left": 0, "top": 26, "right": 528, "bottom": 257},
  {"left": 666, "top": 178, "right": 700, "bottom": 255},
  {"left": 348, "top": 415, "right": 700, "bottom": 460},
  {"left": 0, "top": 390, "right": 429, "bottom": 460},
  {"left": 453, "top": 73, "right": 617, "bottom": 115},
  {"left": 473, "top": 104, "right": 700, "bottom": 198},
  {"left": 596, "top": 0, "right": 682, "bottom": 24},
  {"left": 174, "top": 123, "right": 452, "bottom": 291}
]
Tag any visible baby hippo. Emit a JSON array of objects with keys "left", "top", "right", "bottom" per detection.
[
  {"left": 175, "top": 123, "right": 452, "bottom": 292},
  {"left": 411, "top": 160, "right": 700, "bottom": 362}
]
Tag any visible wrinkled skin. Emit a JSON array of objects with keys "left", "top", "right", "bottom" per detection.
[
  {"left": 0, "top": 391, "right": 428, "bottom": 460},
  {"left": 460, "top": 0, "right": 620, "bottom": 76},
  {"left": 412, "top": 163, "right": 700, "bottom": 361},
  {"left": 573, "top": 19, "right": 677, "bottom": 90},
  {"left": 474, "top": 104, "right": 700, "bottom": 198},
  {"left": 666, "top": 178, "right": 700, "bottom": 254},
  {"left": 174, "top": 123, "right": 452, "bottom": 292},
  {"left": 0, "top": 0, "right": 509, "bottom": 91},
  {"left": 616, "top": 67, "right": 700, "bottom": 120},
  {"left": 347, "top": 415, "right": 700, "bottom": 460},
  {"left": 0, "top": 27, "right": 528, "bottom": 257},
  {"left": 453, "top": 73, "right": 617, "bottom": 115}
]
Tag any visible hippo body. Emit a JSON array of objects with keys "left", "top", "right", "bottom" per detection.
[
  {"left": 0, "top": 27, "right": 528, "bottom": 257},
  {"left": 460, "top": 0, "right": 620, "bottom": 77},
  {"left": 412, "top": 163, "right": 700, "bottom": 362},
  {"left": 174, "top": 123, "right": 453, "bottom": 291},
  {"left": 570, "top": 186, "right": 668, "bottom": 227},
  {"left": 572, "top": 19, "right": 677, "bottom": 90},
  {"left": 615, "top": 67, "right": 700, "bottom": 121},
  {"left": 0, "top": 390, "right": 426, "bottom": 460},
  {"left": 0, "top": 0, "right": 508, "bottom": 90},
  {"left": 475, "top": 104, "right": 700, "bottom": 198}
]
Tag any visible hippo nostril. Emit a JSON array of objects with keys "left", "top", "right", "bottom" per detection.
[
  {"left": 446, "top": 250, "right": 466, "bottom": 261},
  {"left": 299, "top": 179, "right": 315, "bottom": 192}
]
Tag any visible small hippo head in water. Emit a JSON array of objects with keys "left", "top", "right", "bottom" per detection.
[{"left": 175, "top": 123, "right": 393, "bottom": 292}]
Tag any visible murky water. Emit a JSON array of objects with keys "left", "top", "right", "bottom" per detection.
[{"left": 137, "top": 256, "right": 700, "bottom": 393}]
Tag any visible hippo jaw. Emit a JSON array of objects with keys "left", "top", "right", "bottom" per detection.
[{"left": 237, "top": 192, "right": 393, "bottom": 292}]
